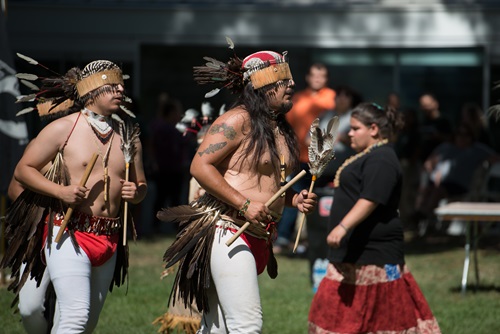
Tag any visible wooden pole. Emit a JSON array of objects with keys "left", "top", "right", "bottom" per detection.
[
  {"left": 225, "top": 170, "right": 307, "bottom": 247},
  {"left": 122, "top": 162, "right": 130, "bottom": 246},
  {"left": 55, "top": 153, "right": 98, "bottom": 243}
]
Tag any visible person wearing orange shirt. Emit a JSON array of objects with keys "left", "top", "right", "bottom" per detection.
[{"left": 286, "top": 63, "right": 336, "bottom": 166}]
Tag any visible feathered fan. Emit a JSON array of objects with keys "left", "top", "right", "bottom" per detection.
[
  {"left": 293, "top": 116, "right": 339, "bottom": 252},
  {"left": 116, "top": 115, "right": 141, "bottom": 245}
]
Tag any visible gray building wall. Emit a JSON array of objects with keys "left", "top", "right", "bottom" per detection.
[{"left": 5, "top": 0, "right": 500, "bottom": 142}]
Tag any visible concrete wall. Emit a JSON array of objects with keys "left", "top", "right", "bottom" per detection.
[{"left": 5, "top": 1, "right": 500, "bottom": 134}]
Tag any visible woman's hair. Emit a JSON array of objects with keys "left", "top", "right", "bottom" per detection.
[
  {"left": 232, "top": 82, "right": 299, "bottom": 174},
  {"left": 351, "top": 102, "right": 405, "bottom": 141}
]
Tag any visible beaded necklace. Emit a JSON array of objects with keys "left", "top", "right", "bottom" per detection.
[{"left": 333, "top": 139, "right": 389, "bottom": 188}]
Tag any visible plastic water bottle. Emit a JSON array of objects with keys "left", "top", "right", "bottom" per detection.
[{"left": 312, "top": 258, "right": 329, "bottom": 293}]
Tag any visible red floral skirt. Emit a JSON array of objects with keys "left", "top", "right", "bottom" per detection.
[{"left": 309, "top": 263, "right": 441, "bottom": 334}]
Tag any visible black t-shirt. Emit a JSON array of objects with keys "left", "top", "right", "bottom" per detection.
[{"left": 328, "top": 145, "right": 405, "bottom": 265}]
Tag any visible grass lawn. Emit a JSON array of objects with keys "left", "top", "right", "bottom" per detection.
[{"left": 1, "top": 233, "right": 500, "bottom": 334}]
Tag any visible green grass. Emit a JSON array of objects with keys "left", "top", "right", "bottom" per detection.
[{"left": 1, "top": 234, "right": 500, "bottom": 334}]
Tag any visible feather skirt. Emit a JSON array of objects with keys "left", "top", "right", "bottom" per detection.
[
  {"left": 158, "top": 193, "right": 276, "bottom": 314},
  {"left": 158, "top": 195, "right": 223, "bottom": 313},
  {"left": 0, "top": 151, "right": 130, "bottom": 306},
  {"left": 1, "top": 151, "right": 69, "bottom": 305}
]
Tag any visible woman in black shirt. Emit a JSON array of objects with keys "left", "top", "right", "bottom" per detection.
[{"left": 309, "top": 102, "right": 441, "bottom": 334}]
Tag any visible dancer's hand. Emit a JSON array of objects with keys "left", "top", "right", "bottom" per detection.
[
  {"left": 243, "top": 200, "right": 270, "bottom": 225},
  {"left": 294, "top": 190, "right": 318, "bottom": 214},
  {"left": 58, "top": 185, "right": 88, "bottom": 205},
  {"left": 120, "top": 179, "right": 138, "bottom": 202}
]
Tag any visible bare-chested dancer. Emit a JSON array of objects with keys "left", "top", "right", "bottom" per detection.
[
  {"left": 159, "top": 50, "right": 317, "bottom": 334},
  {"left": 3, "top": 60, "right": 147, "bottom": 333}
]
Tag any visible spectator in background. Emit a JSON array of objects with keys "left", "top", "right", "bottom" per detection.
[
  {"left": 150, "top": 93, "right": 188, "bottom": 234},
  {"left": 386, "top": 91, "right": 401, "bottom": 111},
  {"left": 418, "top": 92, "right": 453, "bottom": 163},
  {"left": 395, "top": 107, "right": 422, "bottom": 232},
  {"left": 460, "top": 102, "right": 491, "bottom": 147},
  {"left": 415, "top": 123, "right": 498, "bottom": 232},
  {"left": 278, "top": 63, "right": 336, "bottom": 253},
  {"left": 286, "top": 63, "right": 336, "bottom": 171}
]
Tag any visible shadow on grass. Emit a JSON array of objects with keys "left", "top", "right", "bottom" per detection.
[
  {"left": 404, "top": 232, "right": 500, "bottom": 255},
  {"left": 449, "top": 284, "right": 500, "bottom": 294}
]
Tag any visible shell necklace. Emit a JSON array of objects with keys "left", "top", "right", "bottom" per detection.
[
  {"left": 81, "top": 108, "right": 114, "bottom": 144},
  {"left": 333, "top": 139, "right": 388, "bottom": 188}
]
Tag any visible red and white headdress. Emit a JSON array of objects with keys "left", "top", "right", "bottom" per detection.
[{"left": 193, "top": 38, "right": 292, "bottom": 97}]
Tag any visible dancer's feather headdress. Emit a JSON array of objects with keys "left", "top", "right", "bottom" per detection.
[
  {"left": 15, "top": 54, "right": 134, "bottom": 119},
  {"left": 175, "top": 101, "right": 226, "bottom": 140},
  {"left": 193, "top": 37, "right": 293, "bottom": 98}
]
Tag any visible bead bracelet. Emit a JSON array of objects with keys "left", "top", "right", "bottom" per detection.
[{"left": 238, "top": 198, "right": 251, "bottom": 216}]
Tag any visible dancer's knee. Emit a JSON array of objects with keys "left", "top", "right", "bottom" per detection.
[{"left": 18, "top": 302, "right": 48, "bottom": 334}]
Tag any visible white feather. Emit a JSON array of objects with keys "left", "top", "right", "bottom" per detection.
[
  {"left": 219, "top": 104, "right": 226, "bottom": 116},
  {"left": 226, "top": 36, "right": 235, "bottom": 50},
  {"left": 201, "top": 102, "right": 213, "bottom": 117},
  {"left": 16, "top": 94, "right": 36, "bottom": 103},
  {"left": 17, "top": 53, "right": 39, "bottom": 65},
  {"left": 181, "top": 109, "right": 199, "bottom": 123},
  {"left": 176, "top": 122, "right": 187, "bottom": 133},
  {"left": 16, "top": 73, "right": 38, "bottom": 81},
  {"left": 20, "top": 79, "right": 40, "bottom": 91},
  {"left": 16, "top": 107, "right": 35, "bottom": 116},
  {"left": 204, "top": 88, "right": 220, "bottom": 98}
]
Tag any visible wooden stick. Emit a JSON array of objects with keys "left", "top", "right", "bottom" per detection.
[
  {"left": 293, "top": 175, "right": 316, "bottom": 253},
  {"left": 226, "top": 170, "right": 307, "bottom": 247},
  {"left": 55, "top": 153, "right": 98, "bottom": 243},
  {"left": 122, "top": 162, "right": 130, "bottom": 246}
]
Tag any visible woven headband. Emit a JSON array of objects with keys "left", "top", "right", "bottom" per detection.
[
  {"left": 76, "top": 69, "right": 124, "bottom": 97},
  {"left": 248, "top": 63, "right": 293, "bottom": 89}
]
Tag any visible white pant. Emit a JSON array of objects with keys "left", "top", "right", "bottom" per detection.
[
  {"left": 18, "top": 264, "right": 51, "bottom": 334},
  {"left": 19, "top": 226, "right": 117, "bottom": 334},
  {"left": 198, "top": 227, "right": 263, "bottom": 334}
]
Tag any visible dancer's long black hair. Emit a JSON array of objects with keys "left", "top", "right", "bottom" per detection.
[{"left": 232, "top": 82, "right": 299, "bottom": 176}]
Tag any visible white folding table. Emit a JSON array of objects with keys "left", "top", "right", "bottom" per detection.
[{"left": 434, "top": 202, "right": 500, "bottom": 295}]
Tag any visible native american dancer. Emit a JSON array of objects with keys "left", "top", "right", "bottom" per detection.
[
  {"left": 157, "top": 40, "right": 318, "bottom": 333},
  {"left": 1, "top": 56, "right": 147, "bottom": 333}
]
